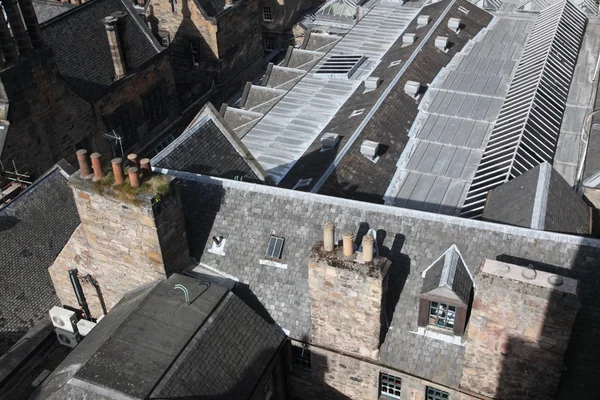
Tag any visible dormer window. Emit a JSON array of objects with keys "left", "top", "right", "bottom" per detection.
[{"left": 418, "top": 245, "right": 474, "bottom": 336}]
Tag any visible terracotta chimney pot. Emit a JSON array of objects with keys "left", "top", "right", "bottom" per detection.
[
  {"left": 128, "top": 167, "right": 141, "bottom": 188},
  {"left": 362, "top": 235, "right": 374, "bottom": 262},
  {"left": 76, "top": 149, "right": 92, "bottom": 177},
  {"left": 323, "top": 222, "right": 335, "bottom": 252},
  {"left": 90, "top": 152, "right": 103, "bottom": 180},
  {"left": 342, "top": 232, "right": 354, "bottom": 257},
  {"left": 111, "top": 158, "right": 125, "bottom": 184}
]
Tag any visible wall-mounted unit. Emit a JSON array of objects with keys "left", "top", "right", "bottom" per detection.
[
  {"left": 55, "top": 328, "right": 80, "bottom": 348},
  {"left": 49, "top": 306, "right": 77, "bottom": 333}
]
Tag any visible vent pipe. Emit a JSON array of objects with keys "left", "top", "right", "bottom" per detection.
[
  {"left": 323, "top": 222, "right": 334, "bottom": 252},
  {"left": 111, "top": 157, "right": 125, "bottom": 184},
  {"left": 342, "top": 232, "right": 354, "bottom": 257},
  {"left": 68, "top": 269, "right": 92, "bottom": 321}
]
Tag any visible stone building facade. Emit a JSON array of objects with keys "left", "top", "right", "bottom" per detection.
[
  {"left": 145, "top": 0, "right": 264, "bottom": 106},
  {"left": 0, "top": 0, "right": 180, "bottom": 178},
  {"left": 259, "top": 0, "right": 317, "bottom": 51},
  {"left": 49, "top": 163, "right": 189, "bottom": 318}
]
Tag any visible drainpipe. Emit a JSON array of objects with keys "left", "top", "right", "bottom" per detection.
[{"left": 69, "top": 269, "right": 92, "bottom": 321}]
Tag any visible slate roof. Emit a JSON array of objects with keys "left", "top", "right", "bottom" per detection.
[
  {"left": 159, "top": 169, "right": 600, "bottom": 395},
  {"left": 152, "top": 103, "right": 267, "bottom": 182},
  {"left": 31, "top": 273, "right": 286, "bottom": 400},
  {"left": 483, "top": 162, "right": 591, "bottom": 235},
  {"left": 32, "top": 0, "right": 76, "bottom": 23},
  {"left": 421, "top": 245, "right": 473, "bottom": 306},
  {"left": 0, "top": 162, "right": 79, "bottom": 356},
  {"left": 40, "top": 0, "right": 162, "bottom": 102}
]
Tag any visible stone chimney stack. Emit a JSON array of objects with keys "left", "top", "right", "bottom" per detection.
[
  {"left": 307, "top": 233, "right": 390, "bottom": 360},
  {"left": 49, "top": 151, "right": 190, "bottom": 317},
  {"left": 461, "top": 259, "right": 580, "bottom": 399},
  {"left": 102, "top": 13, "right": 127, "bottom": 80}
]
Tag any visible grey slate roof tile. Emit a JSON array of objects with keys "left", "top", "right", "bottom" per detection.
[
  {"left": 40, "top": 0, "right": 161, "bottom": 102},
  {"left": 0, "top": 165, "right": 79, "bottom": 356},
  {"left": 32, "top": 0, "right": 76, "bottom": 23}
]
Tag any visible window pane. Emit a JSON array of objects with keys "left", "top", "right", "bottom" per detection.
[
  {"left": 273, "top": 237, "right": 283, "bottom": 258},
  {"left": 379, "top": 373, "right": 401, "bottom": 399},
  {"left": 266, "top": 237, "right": 276, "bottom": 258},
  {"left": 428, "top": 301, "right": 456, "bottom": 331},
  {"left": 426, "top": 386, "right": 449, "bottom": 400}
]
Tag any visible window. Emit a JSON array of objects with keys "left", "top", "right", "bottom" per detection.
[
  {"left": 265, "top": 236, "right": 284, "bottom": 259},
  {"left": 263, "top": 6, "right": 272, "bottom": 21},
  {"left": 189, "top": 38, "right": 200, "bottom": 66},
  {"left": 428, "top": 302, "right": 456, "bottom": 330},
  {"left": 292, "top": 345, "right": 312, "bottom": 371},
  {"left": 170, "top": 0, "right": 177, "bottom": 13},
  {"left": 426, "top": 386, "right": 449, "bottom": 400},
  {"left": 264, "top": 36, "right": 275, "bottom": 51},
  {"left": 142, "top": 82, "right": 167, "bottom": 124},
  {"left": 379, "top": 373, "right": 401, "bottom": 399}
]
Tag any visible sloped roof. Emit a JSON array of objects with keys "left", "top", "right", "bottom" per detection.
[
  {"left": 421, "top": 245, "right": 473, "bottom": 306},
  {"left": 0, "top": 162, "right": 79, "bottom": 356},
  {"left": 31, "top": 274, "right": 286, "bottom": 399},
  {"left": 152, "top": 103, "right": 268, "bottom": 182},
  {"left": 32, "top": 0, "right": 76, "bottom": 23},
  {"left": 483, "top": 162, "right": 591, "bottom": 235},
  {"left": 40, "top": 0, "right": 162, "bottom": 102}
]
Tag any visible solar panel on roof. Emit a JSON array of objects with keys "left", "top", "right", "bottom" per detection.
[{"left": 460, "top": 0, "right": 587, "bottom": 218}]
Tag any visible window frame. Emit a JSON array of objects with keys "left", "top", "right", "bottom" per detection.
[
  {"left": 379, "top": 372, "right": 402, "bottom": 399},
  {"left": 426, "top": 386, "right": 450, "bottom": 400},
  {"left": 141, "top": 81, "right": 168, "bottom": 124},
  {"left": 263, "top": 6, "right": 272, "bottom": 21},
  {"left": 428, "top": 301, "right": 456, "bottom": 331},
  {"left": 292, "top": 345, "right": 312, "bottom": 372},
  {"left": 264, "top": 36, "right": 275, "bottom": 51},
  {"left": 265, "top": 235, "right": 284, "bottom": 259}
]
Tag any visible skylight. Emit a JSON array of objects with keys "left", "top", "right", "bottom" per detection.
[
  {"left": 315, "top": 55, "right": 365, "bottom": 79},
  {"left": 460, "top": 0, "right": 587, "bottom": 218}
]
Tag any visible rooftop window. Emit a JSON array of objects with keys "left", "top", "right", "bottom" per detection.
[
  {"left": 316, "top": 55, "right": 365, "bottom": 79},
  {"left": 426, "top": 386, "right": 450, "bottom": 400},
  {"left": 428, "top": 302, "right": 456, "bottom": 330},
  {"left": 292, "top": 345, "right": 312, "bottom": 371},
  {"left": 266, "top": 236, "right": 284, "bottom": 259}
]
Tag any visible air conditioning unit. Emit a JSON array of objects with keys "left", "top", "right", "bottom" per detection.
[
  {"left": 49, "top": 306, "right": 77, "bottom": 333},
  {"left": 55, "top": 328, "right": 80, "bottom": 348},
  {"left": 77, "top": 319, "right": 97, "bottom": 337}
]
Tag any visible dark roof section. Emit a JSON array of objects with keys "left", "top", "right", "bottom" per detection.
[
  {"left": 152, "top": 292, "right": 286, "bottom": 399},
  {"left": 421, "top": 245, "right": 473, "bottom": 306},
  {"left": 152, "top": 103, "right": 267, "bottom": 182},
  {"left": 40, "top": 0, "right": 162, "bottom": 102},
  {"left": 170, "top": 171, "right": 600, "bottom": 389},
  {"left": 195, "top": 0, "right": 226, "bottom": 17},
  {"left": 279, "top": 0, "right": 493, "bottom": 203},
  {"left": 483, "top": 162, "right": 591, "bottom": 235},
  {"left": 32, "top": 0, "right": 77, "bottom": 23},
  {"left": 0, "top": 163, "right": 79, "bottom": 356},
  {"left": 31, "top": 274, "right": 285, "bottom": 400}
]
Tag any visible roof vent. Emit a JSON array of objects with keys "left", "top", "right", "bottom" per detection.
[
  {"left": 360, "top": 140, "right": 379, "bottom": 161},
  {"left": 316, "top": 55, "right": 365, "bottom": 79},
  {"left": 448, "top": 18, "right": 461, "bottom": 32},
  {"left": 404, "top": 80, "right": 421, "bottom": 98},
  {"left": 435, "top": 36, "right": 449, "bottom": 52},
  {"left": 403, "top": 33, "right": 416, "bottom": 45},
  {"left": 417, "top": 15, "right": 430, "bottom": 27},
  {"left": 365, "top": 76, "right": 381, "bottom": 90},
  {"left": 321, "top": 132, "right": 340, "bottom": 150}
]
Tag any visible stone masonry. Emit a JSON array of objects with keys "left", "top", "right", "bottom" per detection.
[
  {"left": 308, "top": 242, "right": 389, "bottom": 360},
  {"left": 49, "top": 169, "right": 189, "bottom": 318},
  {"left": 287, "top": 340, "right": 479, "bottom": 400},
  {"left": 461, "top": 259, "right": 580, "bottom": 399}
]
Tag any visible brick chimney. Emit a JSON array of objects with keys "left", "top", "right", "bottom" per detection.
[
  {"left": 461, "top": 259, "right": 579, "bottom": 399},
  {"left": 49, "top": 152, "right": 190, "bottom": 317},
  {"left": 307, "top": 225, "right": 390, "bottom": 360},
  {"left": 102, "top": 13, "right": 127, "bottom": 80}
]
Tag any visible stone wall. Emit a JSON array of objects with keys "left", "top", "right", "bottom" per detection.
[
  {"left": 93, "top": 54, "right": 180, "bottom": 155},
  {"left": 308, "top": 244, "right": 389, "bottom": 360},
  {"left": 461, "top": 260, "right": 579, "bottom": 399},
  {"left": 0, "top": 49, "right": 97, "bottom": 178},
  {"left": 286, "top": 340, "right": 478, "bottom": 400},
  {"left": 48, "top": 172, "right": 189, "bottom": 318}
]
